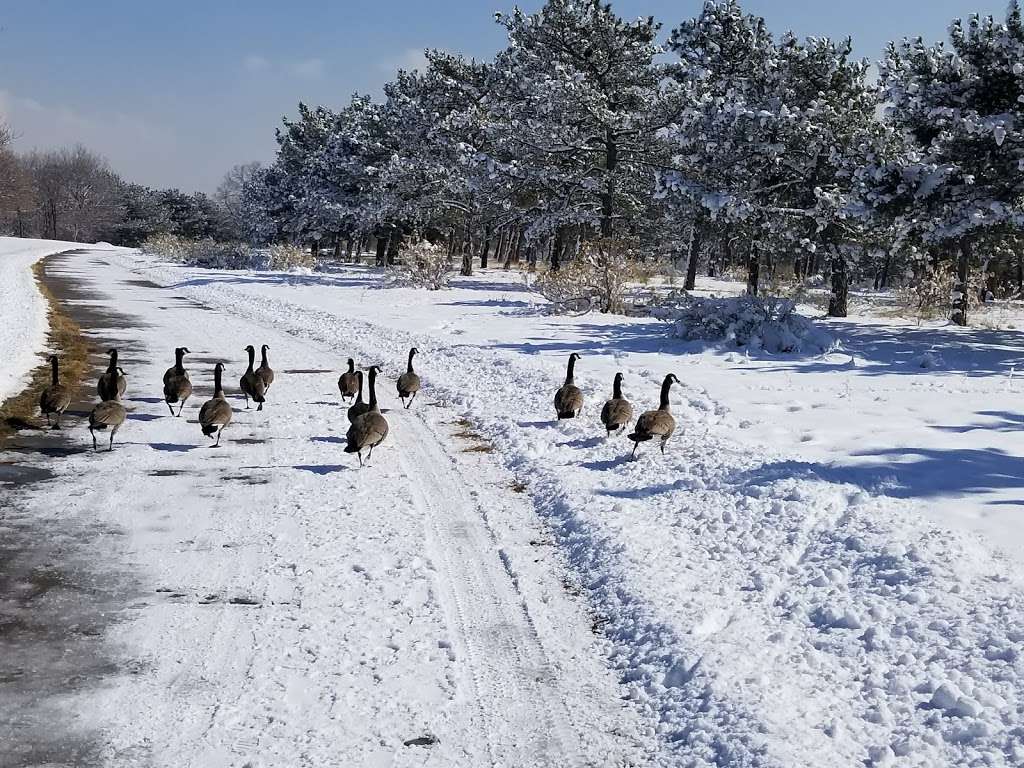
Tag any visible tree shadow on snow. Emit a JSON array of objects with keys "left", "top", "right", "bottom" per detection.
[
  {"left": 757, "top": 321, "right": 1024, "bottom": 378},
  {"left": 931, "top": 410, "right": 1024, "bottom": 434},
  {"left": 733, "top": 446, "right": 1024, "bottom": 505},
  {"left": 311, "top": 436, "right": 345, "bottom": 445}
]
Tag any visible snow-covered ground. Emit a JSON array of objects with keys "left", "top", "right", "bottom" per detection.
[
  {"left": 0, "top": 237, "right": 107, "bottom": 402},
  {"left": 4, "top": 243, "right": 1024, "bottom": 766}
]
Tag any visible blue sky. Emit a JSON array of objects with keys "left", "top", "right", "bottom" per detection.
[{"left": 0, "top": 0, "right": 1007, "bottom": 193}]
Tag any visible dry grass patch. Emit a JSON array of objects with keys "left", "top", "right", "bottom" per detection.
[
  {"left": 0, "top": 260, "right": 90, "bottom": 435},
  {"left": 450, "top": 418, "right": 496, "bottom": 454}
]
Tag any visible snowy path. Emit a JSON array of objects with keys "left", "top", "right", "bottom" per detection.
[
  {"left": 0, "top": 249, "right": 656, "bottom": 767},
  {"left": 105, "top": 253, "right": 1024, "bottom": 767}
]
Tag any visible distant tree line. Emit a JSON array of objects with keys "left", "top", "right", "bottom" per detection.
[
  {"left": 0, "top": 131, "right": 255, "bottom": 247},
  {"left": 238, "top": 0, "right": 1024, "bottom": 324}
]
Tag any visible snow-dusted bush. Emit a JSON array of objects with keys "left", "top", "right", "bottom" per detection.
[
  {"left": 652, "top": 294, "right": 837, "bottom": 354},
  {"left": 141, "top": 235, "right": 313, "bottom": 271},
  {"left": 141, "top": 233, "right": 192, "bottom": 262},
  {"left": 533, "top": 237, "right": 638, "bottom": 314},
  {"left": 385, "top": 241, "right": 453, "bottom": 290},
  {"left": 264, "top": 244, "right": 314, "bottom": 271},
  {"left": 895, "top": 265, "right": 983, "bottom": 323}
]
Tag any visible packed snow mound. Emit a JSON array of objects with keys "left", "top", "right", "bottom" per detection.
[{"left": 653, "top": 294, "right": 837, "bottom": 354}]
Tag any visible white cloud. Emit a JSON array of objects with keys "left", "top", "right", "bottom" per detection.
[
  {"left": 289, "top": 58, "right": 325, "bottom": 79},
  {"left": 0, "top": 88, "right": 179, "bottom": 183},
  {"left": 242, "top": 54, "right": 271, "bottom": 73},
  {"left": 378, "top": 47, "right": 429, "bottom": 74}
]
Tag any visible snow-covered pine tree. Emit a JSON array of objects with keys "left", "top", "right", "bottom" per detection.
[
  {"left": 484, "top": 0, "right": 669, "bottom": 257},
  {"left": 378, "top": 50, "right": 495, "bottom": 275},
  {"left": 660, "top": 1, "right": 878, "bottom": 310},
  {"left": 857, "top": 2, "right": 1024, "bottom": 325}
]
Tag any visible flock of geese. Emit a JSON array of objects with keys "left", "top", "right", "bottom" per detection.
[{"left": 36, "top": 346, "right": 678, "bottom": 465}]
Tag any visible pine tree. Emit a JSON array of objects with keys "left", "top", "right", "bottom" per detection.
[{"left": 857, "top": 2, "right": 1024, "bottom": 325}]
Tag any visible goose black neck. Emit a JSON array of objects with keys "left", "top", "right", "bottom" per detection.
[
  {"left": 660, "top": 377, "right": 674, "bottom": 411},
  {"left": 108, "top": 350, "right": 118, "bottom": 372},
  {"left": 368, "top": 369, "right": 378, "bottom": 408},
  {"left": 260, "top": 347, "right": 269, "bottom": 366},
  {"left": 175, "top": 348, "right": 185, "bottom": 370},
  {"left": 50, "top": 357, "right": 59, "bottom": 385},
  {"left": 347, "top": 359, "right": 355, "bottom": 373},
  {"left": 246, "top": 347, "right": 255, "bottom": 370},
  {"left": 565, "top": 355, "right": 577, "bottom": 384},
  {"left": 612, "top": 374, "right": 622, "bottom": 400},
  {"left": 407, "top": 349, "right": 416, "bottom": 373},
  {"left": 214, "top": 367, "right": 223, "bottom": 396},
  {"left": 356, "top": 370, "right": 364, "bottom": 401}
]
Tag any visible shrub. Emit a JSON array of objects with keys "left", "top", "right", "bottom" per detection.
[
  {"left": 652, "top": 294, "right": 837, "bottom": 354},
  {"left": 895, "top": 264, "right": 984, "bottom": 323},
  {"left": 141, "top": 235, "right": 313, "bottom": 271},
  {"left": 385, "top": 240, "right": 453, "bottom": 290},
  {"left": 265, "top": 244, "right": 314, "bottom": 271},
  {"left": 532, "top": 237, "right": 639, "bottom": 314}
]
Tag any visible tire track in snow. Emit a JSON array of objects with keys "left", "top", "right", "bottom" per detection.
[{"left": 395, "top": 411, "right": 580, "bottom": 766}]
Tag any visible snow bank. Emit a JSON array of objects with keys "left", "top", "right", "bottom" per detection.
[
  {"left": 653, "top": 294, "right": 837, "bottom": 354},
  {"left": 0, "top": 237, "right": 90, "bottom": 402}
]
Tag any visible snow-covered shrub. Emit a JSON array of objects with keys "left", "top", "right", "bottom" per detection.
[
  {"left": 652, "top": 294, "right": 837, "bottom": 354},
  {"left": 141, "top": 236, "right": 313, "bottom": 271},
  {"left": 533, "top": 237, "right": 638, "bottom": 314},
  {"left": 141, "top": 233, "right": 191, "bottom": 262},
  {"left": 264, "top": 244, "right": 314, "bottom": 271},
  {"left": 385, "top": 240, "right": 453, "bottom": 290},
  {"left": 895, "top": 265, "right": 983, "bottom": 323}
]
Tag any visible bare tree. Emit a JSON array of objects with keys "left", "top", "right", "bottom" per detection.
[
  {"left": 26, "top": 146, "right": 123, "bottom": 241},
  {"left": 0, "top": 123, "right": 34, "bottom": 234},
  {"left": 215, "top": 161, "right": 262, "bottom": 240}
]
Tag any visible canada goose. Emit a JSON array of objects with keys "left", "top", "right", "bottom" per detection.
[
  {"left": 600, "top": 372, "right": 634, "bottom": 436},
  {"left": 553, "top": 352, "right": 584, "bottom": 420},
  {"left": 240, "top": 345, "right": 267, "bottom": 411},
  {"left": 97, "top": 349, "right": 127, "bottom": 402},
  {"left": 39, "top": 355, "right": 72, "bottom": 429},
  {"left": 628, "top": 374, "right": 681, "bottom": 459},
  {"left": 88, "top": 381, "right": 126, "bottom": 452},
  {"left": 199, "top": 363, "right": 232, "bottom": 447},
  {"left": 396, "top": 347, "right": 421, "bottom": 409},
  {"left": 347, "top": 370, "right": 370, "bottom": 423},
  {"left": 256, "top": 344, "right": 275, "bottom": 391},
  {"left": 338, "top": 358, "right": 358, "bottom": 403},
  {"left": 345, "top": 365, "right": 389, "bottom": 466},
  {"left": 163, "top": 347, "right": 193, "bottom": 417}
]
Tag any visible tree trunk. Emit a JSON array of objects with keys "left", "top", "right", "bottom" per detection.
[
  {"left": 310, "top": 239, "right": 320, "bottom": 259},
  {"left": 827, "top": 247, "right": 849, "bottom": 318},
  {"left": 333, "top": 237, "right": 343, "bottom": 260},
  {"left": 551, "top": 229, "right": 565, "bottom": 273},
  {"left": 460, "top": 231, "right": 473, "bottom": 276},
  {"left": 480, "top": 225, "right": 492, "bottom": 269},
  {"left": 952, "top": 240, "right": 970, "bottom": 326},
  {"left": 375, "top": 232, "right": 387, "bottom": 267},
  {"left": 685, "top": 223, "right": 702, "bottom": 291},
  {"left": 601, "top": 129, "right": 618, "bottom": 237},
  {"left": 513, "top": 227, "right": 524, "bottom": 267},
  {"left": 746, "top": 243, "right": 760, "bottom": 297},
  {"left": 1017, "top": 252, "right": 1024, "bottom": 295},
  {"left": 879, "top": 251, "right": 893, "bottom": 290},
  {"left": 387, "top": 227, "right": 402, "bottom": 266}
]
